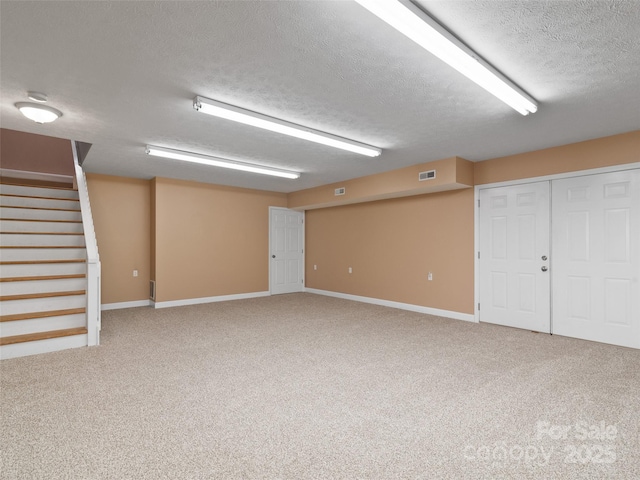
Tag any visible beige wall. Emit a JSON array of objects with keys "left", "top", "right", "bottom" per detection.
[
  {"left": 1, "top": 128, "right": 74, "bottom": 176},
  {"left": 86, "top": 174, "right": 151, "bottom": 304},
  {"left": 88, "top": 174, "right": 287, "bottom": 305},
  {"left": 305, "top": 189, "right": 475, "bottom": 313},
  {"left": 152, "top": 178, "right": 287, "bottom": 302},
  {"left": 302, "top": 130, "right": 638, "bottom": 315},
  {"left": 85, "top": 130, "right": 637, "bottom": 310},
  {"left": 474, "top": 130, "right": 639, "bottom": 185}
]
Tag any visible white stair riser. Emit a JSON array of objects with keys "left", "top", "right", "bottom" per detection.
[
  {"left": 1, "top": 277, "right": 87, "bottom": 296},
  {"left": 0, "top": 207, "right": 81, "bottom": 222},
  {"left": 0, "top": 233, "right": 85, "bottom": 247},
  {"left": 0, "top": 195, "right": 80, "bottom": 210},
  {"left": 0, "top": 220, "right": 83, "bottom": 233},
  {"left": 0, "top": 334, "right": 88, "bottom": 360},
  {"left": 0, "top": 262, "right": 86, "bottom": 278},
  {"left": 0, "top": 313, "right": 86, "bottom": 337},
  {"left": 0, "top": 184, "right": 79, "bottom": 200},
  {"left": 0, "top": 294, "right": 86, "bottom": 316},
  {"left": 0, "top": 248, "right": 86, "bottom": 262}
]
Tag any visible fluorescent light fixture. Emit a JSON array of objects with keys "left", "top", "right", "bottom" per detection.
[
  {"left": 193, "top": 96, "right": 382, "bottom": 157},
  {"left": 15, "top": 102, "right": 62, "bottom": 123},
  {"left": 354, "top": 0, "right": 538, "bottom": 115},
  {"left": 145, "top": 145, "right": 300, "bottom": 179}
]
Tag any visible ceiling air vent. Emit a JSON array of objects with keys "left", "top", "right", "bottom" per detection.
[
  {"left": 335, "top": 187, "right": 346, "bottom": 196},
  {"left": 419, "top": 170, "right": 436, "bottom": 181}
]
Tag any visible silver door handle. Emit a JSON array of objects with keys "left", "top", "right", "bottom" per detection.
[{"left": 541, "top": 266, "right": 548, "bottom": 272}]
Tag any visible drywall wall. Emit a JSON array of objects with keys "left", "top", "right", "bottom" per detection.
[
  {"left": 288, "top": 156, "right": 474, "bottom": 210},
  {"left": 86, "top": 130, "right": 639, "bottom": 310},
  {"left": 305, "top": 189, "right": 475, "bottom": 314},
  {"left": 152, "top": 178, "right": 287, "bottom": 302},
  {"left": 0, "top": 128, "right": 74, "bottom": 177},
  {"left": 474, "top": 130, "right": 639, "bottom": 185},
  {"left": 86, "top": 174, "right": 151, "bottom": 304},
  {"left": 302, "top": 131, "right": 638, "bottom": 316}
]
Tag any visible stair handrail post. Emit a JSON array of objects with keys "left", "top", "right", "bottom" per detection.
[{"left": 71, "top": 141, "right": 101, "bottom": 346}]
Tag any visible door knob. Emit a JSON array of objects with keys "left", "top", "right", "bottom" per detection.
[
  {"left": 541, "top": 255, "right": 548, "bottom": 261},
  {"left": 541, "top": 266, "right": 548, "bottom": 272},
  {"left": 272, "top": 255, "right": 276, "bottom": 258}
]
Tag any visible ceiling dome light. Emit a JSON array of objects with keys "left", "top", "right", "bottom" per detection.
[{"left": 15, "top": 102, "right": 62, "bottom": 124}]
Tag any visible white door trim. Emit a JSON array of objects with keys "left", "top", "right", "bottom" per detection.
[
  {"left": 268, "top": 206, "right": 305, "bottom": 295},
  {"left": 474, "top": 162, "right": 640, "bottom": 323}
]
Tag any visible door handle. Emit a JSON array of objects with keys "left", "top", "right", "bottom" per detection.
[
  {"left": 541, "top": 255, "right": 548, "bottom": 261},
  {"left": 272, "top": 255, "right": 276, "bottom": 258},
  {"left": 541, "top": 266, "right": 548, "bottom": 272}
]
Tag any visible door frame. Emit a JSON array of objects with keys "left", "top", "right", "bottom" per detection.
[
  {"left": 268, "top": 206, "right": 305, "bottom": 295},
  {"left": 474, "top": 162, "right": 640, "bottom": 324}
]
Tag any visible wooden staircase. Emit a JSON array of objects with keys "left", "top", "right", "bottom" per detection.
[{"left": 0, "top": 182, "right": 89, "bottom": 359}]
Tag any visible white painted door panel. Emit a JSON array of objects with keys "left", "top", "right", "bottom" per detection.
[
  {"left": 270, "top": 208, "right": 304, "bottom": 295},
  {"left": 479, "top": 182, "right": 551, "bottom": 332},
  {"left": 552, "top": 170, "right": 640, "bottom": 348}
]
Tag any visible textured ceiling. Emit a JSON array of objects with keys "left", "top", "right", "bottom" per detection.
[{"left": 1, "top": 0, "right": 639, "bottom": 193}]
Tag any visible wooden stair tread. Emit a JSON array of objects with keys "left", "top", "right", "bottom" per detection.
[
  {"left": 0, "top": 193, "right": 79, "bottom": 202},
  {"left": 0, "top": 205, "right": 80, "bottom": 213},
  {"left": 0, "top": 181, "right": 75, "bottom": 191},
  {"left": 0, "top": 274, "right": 86, "bottom": 283},
  {"left": 0, "top": 308, "right": 86, "bottom": 322},
  {"left": 0, "top": 259, "right": 85, "bottom": 265},
  {"left": 0, "top": 245, "right": 85, "bottom": 249},
  {"left": 0, "top": 290, "right": 86, "bottom": 301},
  {"left": 0, "top": 327, "right": 88, "bottom": 346},
  {"left": 0, "top": 231, "right": 83, "bottom": 235},
  {"left": 0, "top": 218, "right": 82, "bottom": 223}
]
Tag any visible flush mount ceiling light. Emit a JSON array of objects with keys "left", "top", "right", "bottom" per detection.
[
  {"left": 354, "top": 0, "right": 538, "bottom": 115},
  {"left": 15, "top": 102, "right": 62, "bottom": 124},
  {"left": 145, "top": 145, "right": 300, "bottom": 179},
  {"left": 193, "top": 96, "right": 382, "bottom": 157}
]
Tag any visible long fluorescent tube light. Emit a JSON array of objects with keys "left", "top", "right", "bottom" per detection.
[
  {"left": 193, "top": 96, "right": 382, "bottom": 157},
  {"left": 145, "top": 145, "right": 300, "bottom": 179},
  {"left": 354, "top": 0, "right": 538, "bottom": 115}
]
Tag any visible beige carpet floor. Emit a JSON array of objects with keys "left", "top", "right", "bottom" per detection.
[{"left": 1, "top": 293, "right": 639, "bottom": 479}]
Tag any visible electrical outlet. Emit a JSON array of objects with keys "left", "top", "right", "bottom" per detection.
[
  {"left": 314, "top": 265, "right": 317, "bottom": 270},
  {"left": 133, "top": 270, "right": 139, "bottom": 277},
  {"left": 428, "top": 272, "right": 433, "bottom": 281},
  {"left": 348, "top": 267, "right": 353, "bottom": 274}
]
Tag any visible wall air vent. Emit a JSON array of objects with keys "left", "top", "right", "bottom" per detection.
[
  {"left": 335, "top": 187, "right": 346, "bottom": 196},
  {"left": 150, "top": 280, "right": 156, "bottom": 301},
  {"left": 419, "top": 170, "right": 436, "bottom": 181}
]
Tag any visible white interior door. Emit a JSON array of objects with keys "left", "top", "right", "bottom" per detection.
[
  {"left": 269, "top": 207, "right": 304, "bottom": 295},
  {"left": 552, "top": 170, "right": 640, "bottom": 348},
  {"left": 479, "top": 182, "right": 551, "bottom": 332}
]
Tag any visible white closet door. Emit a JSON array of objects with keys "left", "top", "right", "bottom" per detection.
[
  {"left": 552, "top": 170, "right": 640, "bottom": 348},
  {"left": 479, "top": 182, "right": 551, "bottom": 333},
  {"left": 269, "top": 207, "right": 304, "bottom": 295}
]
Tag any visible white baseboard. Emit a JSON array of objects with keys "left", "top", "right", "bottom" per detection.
[
  {"left": 1, "top": 168, "right": 74, "bottom": 184},
  {"left": 152, "top": 291, "right": 270, "bottom": 309},
  {"left": 305, "top": 288, "right": 476, "bottom": 322},
  {"left": 101, "top": 300, "right": 152, "bottom": 311}
]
